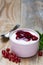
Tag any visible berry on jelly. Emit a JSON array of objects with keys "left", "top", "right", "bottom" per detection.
[
  {"left": 16, "top": 30, "right": 38, "bottom": 41},
  {"left": 32, "top": 35, "right": 38, "bottom": 41}
]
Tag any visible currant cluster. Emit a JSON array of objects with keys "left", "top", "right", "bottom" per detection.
[
  {"left": 16, "top": 30, "right": 38, "bottom": 41},
  {"left": 2, "top": 48, "right": 21, "bottom": 63}
]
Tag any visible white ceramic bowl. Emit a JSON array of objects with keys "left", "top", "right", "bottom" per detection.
[{"left": 10, "top": 28, "right": 39, "bottom": 57}]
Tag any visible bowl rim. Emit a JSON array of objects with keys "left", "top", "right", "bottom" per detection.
[{"left": 9, "top": 28, "right": 40, "bottom": 45}]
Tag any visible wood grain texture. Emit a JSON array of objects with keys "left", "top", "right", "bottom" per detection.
[
  {"left": 0, "top": 0, "right": 21, "bottom": 35},
  {"left": 0, "top": 0, "right": 43, "bottom": 65},
  {"left": 21, "top": 0, "right": 43, "bottom": 33}
]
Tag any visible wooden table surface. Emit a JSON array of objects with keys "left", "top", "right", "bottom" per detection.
[{"left": 0, "top": 0, "right": 43, "bottom": 65}]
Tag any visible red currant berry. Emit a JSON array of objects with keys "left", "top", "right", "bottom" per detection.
[
  {"left": 15, "top": 59, "right": 18, "bottom": 63},
  {"left": 6, "top": 48, "right": 10, "bottom": 52},
  {"left": 38, "top": 51, "right": 42, "bottom": 56},
  {"left": 9, "top": 55, "right": 11, "bottom": 61},
  {"left": 2, "top": 50, "right": 5, "bottom": 55},
  {"left": 17, "top": 58, "right": 21, "bottom": 63}
]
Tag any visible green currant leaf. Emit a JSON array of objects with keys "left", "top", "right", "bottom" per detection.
[
  {"left": 36, "top": 30, "right": 43, "bottom": 50},
  {"left": 36, "top": 30, "right": 42, "bottom": 39}
]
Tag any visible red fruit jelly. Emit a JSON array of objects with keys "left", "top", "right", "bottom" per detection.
[{"left": 16, "top": 30, "right": 38, "bottom": 41}]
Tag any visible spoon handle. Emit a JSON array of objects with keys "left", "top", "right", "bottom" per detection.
[
  {"left": 10, "top": 24, "right": 20, "bottom": 32},
  {"left": 1, "top": 24, "right": 20, "bottom": 38}
]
